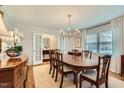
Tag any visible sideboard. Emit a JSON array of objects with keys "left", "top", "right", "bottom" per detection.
[
  {"left": 0, "top": 38, "right": 1, "bottom": 53},
  {"left": 121, "top": 55, "right": 124, "bottom": 76},
  {"left": 43, "top": 49, "right": 54, "bottom": 61},
  {"left": 0, "top": 54, "right": 28, "bottom": 88}
]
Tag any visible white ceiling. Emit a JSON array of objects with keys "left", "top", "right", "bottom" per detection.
[{"left": 3, "top": 5, "right": 124, "bottom": 30}]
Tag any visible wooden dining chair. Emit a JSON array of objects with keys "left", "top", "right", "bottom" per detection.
[
  {"left": 72, "top": 49, "right": 79, "bottom": 55},
  {"left": 79, "top": 55, "right": 111, "bottom": 88},
  {"left": 48, "top": 50, "right": 55, "bottom": 75},
  {"left": 82, "top": 50, "right": 92, "bottom": 59},
  {"left": 49, "top": 49, "right": 61, "bottom": 78},
  {"left": 72, "top": 49, "right": 81, "bottom": 56},
  {"left": 72, "top": 49, "right": 78, "bottom": 52},
  {"left": 54, "top": 52, "right": 74, "bottom": 88}
]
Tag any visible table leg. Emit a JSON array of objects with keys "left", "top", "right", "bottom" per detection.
[{"left": 73, "top": 71, "right": 80, "bottom": 88}]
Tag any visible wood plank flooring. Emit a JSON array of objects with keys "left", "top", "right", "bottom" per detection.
[{"left": 26, "top": 65, "right": 35, "bottom": 88}]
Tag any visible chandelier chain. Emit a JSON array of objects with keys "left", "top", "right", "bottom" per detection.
[{"left": 68, "top": 14, "right": 71, "bottom": 28}]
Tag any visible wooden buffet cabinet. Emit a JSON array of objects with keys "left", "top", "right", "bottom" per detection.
[
  {"left": 0, "top": 38, "right": 1, "bottom": 53},
  {"left": 0, "top": 54, "right": 28, "bottom": 88},
  {"left": 121, "top": 55, "right": 124, "bottom": 76},
  {"left": 43, "top": 49, "right": 54, "bottom": 61}
]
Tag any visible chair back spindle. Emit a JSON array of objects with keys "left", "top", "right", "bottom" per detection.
[
  {"left": 55, "top": 52, "right": 63, "bottom": 71},
  {"left": 82, "top": 50, "right": 92, "bottom": 59}
]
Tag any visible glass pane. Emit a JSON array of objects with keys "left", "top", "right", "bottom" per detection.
[
  {"left": 87, "top": 34, "right": 97, "bottom": 43},
  {"left": 87, "top": 43, "right": 97, "bottom": 52},
  {"left": 86, "top": 34, "right": 98, "bottom": 52},
  {"left": 99, "top": 31, "right": 112, "bottom": 42},
  {"left": 99, "top": 31, "right": 112, "bottom": 54}
]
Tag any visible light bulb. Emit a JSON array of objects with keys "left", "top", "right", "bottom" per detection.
[
  {"left": 78, "top": 30, "right": 80, "bottom": 33},
  {"left": 67, "top": 27, "right": 70, "bottom": 31},
  {"left": 59, "top": 29, "right": 63, "bottom": 34},
  {"left": 59, "top": 31, "right": 62, "bottom": 34},
  {"left": 63, "top": 32, "right": 65, "bottom": 35},
  {"left": 76, "top": 28, "right": 78, "bottom": 31}
]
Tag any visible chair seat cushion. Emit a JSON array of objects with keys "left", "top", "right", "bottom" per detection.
[
  {"left": 63, "top": 65, "right": 72, "bottom": 72},
  {"left": 80, "top": 70, "right": 97, "bottom": 81}
]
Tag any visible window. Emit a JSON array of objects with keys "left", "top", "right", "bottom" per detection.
[{"left": 86, "top": 30, "right": 112, "bottom": 54}]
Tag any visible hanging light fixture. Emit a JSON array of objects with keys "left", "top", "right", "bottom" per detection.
[
  {"left": 59, "top": 14, "right": 80, "bottom": 37},
  {"left": 0, "top": 10, "right": 9, "bottom": 37},
  {"left": 0, "top": 10, "right": 10, "bottom": 54}
]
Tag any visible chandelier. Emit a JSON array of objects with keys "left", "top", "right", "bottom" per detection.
[{"left": 59, "top": 14, "right": 80, "bottom": 37}]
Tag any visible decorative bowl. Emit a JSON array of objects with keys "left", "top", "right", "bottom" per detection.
[{"left": 6, "top": 49, "right": 22, "bottom": 57}]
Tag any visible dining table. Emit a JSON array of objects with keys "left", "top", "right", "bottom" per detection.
[{"left": 62, "top": 54, "right": 98, "bottom": 88}]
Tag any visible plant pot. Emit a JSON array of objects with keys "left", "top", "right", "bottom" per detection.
[{"left": 6, "top": 49, "right": 22, "bottom": 57}]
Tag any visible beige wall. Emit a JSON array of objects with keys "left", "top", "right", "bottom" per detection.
[{"left": 14, "top": 24, "right": 58, "bottom": 65}]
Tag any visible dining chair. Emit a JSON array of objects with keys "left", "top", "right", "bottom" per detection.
[
  {"left": 72, "top": 49, "right": 81, "bottom": 56},
  {"left": 72, "top": 49, "right": 76, "bottom": 55},
  {"left": 79, "top": 55, "right": 111, "bottom": 88},
  {"left": 48, "top": 50, "right": 54, "bottom": 75},
  {"left": 82, "top": 50, "right": 92, "bottom": 59},
  {"left": 54, "top": 52, "right": 74, "bottom": 88},
  {"left": 72, "top": 49, "right": 78, "bottom": 52},
  {"left": 49, "top": 49, "right": 61, "bottom": 78}
]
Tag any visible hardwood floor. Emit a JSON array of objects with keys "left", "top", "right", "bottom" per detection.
[
  {"left": 26, "top": 62, "right": 124, "bottom": 88},
  {"left": 109, "top": 71, "right": 124, "bottom": 81},
  {"left": 26, "top": 62, "right": 49, "bottom": 88},
  {"left": 26, "top": 65, "right": 35, "bottom": 88}
]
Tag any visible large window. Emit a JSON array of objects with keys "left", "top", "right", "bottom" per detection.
[{"left": 86, "top": 30, "right": 112, "bottom": 54}]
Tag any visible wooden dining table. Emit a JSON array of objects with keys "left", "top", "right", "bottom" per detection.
[{"left": 62, "top": 54, "right": 98, "bottom": 88}]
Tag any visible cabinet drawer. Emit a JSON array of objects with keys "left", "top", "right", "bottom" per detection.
[{"left": 0, "top": 70, "right": 13, "bottom": 87}]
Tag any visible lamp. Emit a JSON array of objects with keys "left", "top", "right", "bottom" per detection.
[
  {"left": 0, "top": 11, "right": 9, "bottom": 37},
  {"left": 0, "top": 10, "right": 10, "bottom": 54},
  {"left": 59, "top": 14, "right": 80, "bottom": 37}
]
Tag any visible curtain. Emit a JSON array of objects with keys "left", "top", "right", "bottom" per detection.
[
  {"left": 82, "top": 29, "right": 87, "bottom": 50},
  {"left": 111, "top": 16, "right": 124, "bottom": 73},
  {"left": 59, "top": 35, "right": 65, "bottom": 54}
]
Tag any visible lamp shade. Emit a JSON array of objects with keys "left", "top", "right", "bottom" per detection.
[{"left": 0, "top": 10, "right": 9, "bottom": 37}]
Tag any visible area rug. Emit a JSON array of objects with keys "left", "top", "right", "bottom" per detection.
[{"left": 33, "top": 64, "right": 124, "bottom": 88}]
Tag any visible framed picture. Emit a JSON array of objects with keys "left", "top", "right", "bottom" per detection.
[
  {"left": 75, "top": 37, "right": 81, "bottom": 48},
  {"left": 43, "top": 37, "right": 50, "bottom": 49}
]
